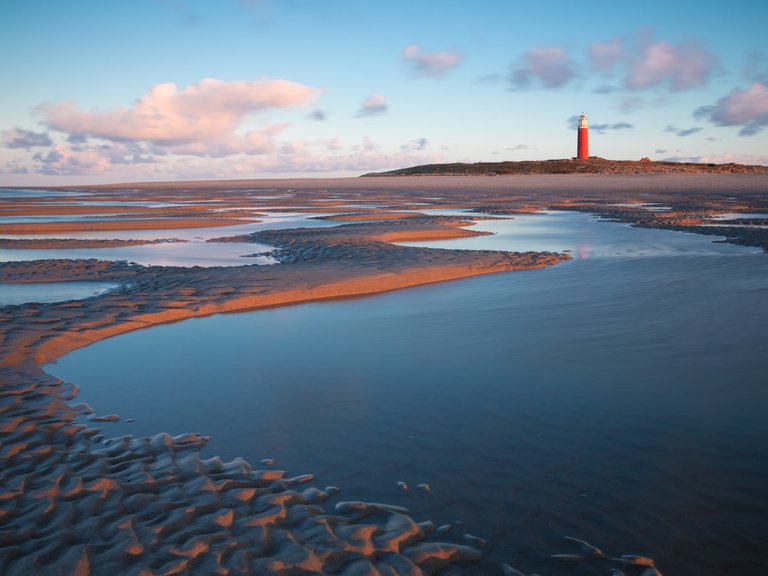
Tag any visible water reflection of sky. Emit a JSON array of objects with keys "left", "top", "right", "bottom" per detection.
[
  {"left": 47, "top": 212, "right": 768, "bottom": 576},
  {"left": 0, "top": 281, "right": 120, "bottom": 306},
  {"left": 0, "top": 188, "right": 87, "bottom": 197},
  {"left": 0, "top": 212, "right": 338, "bottom": 241},
  {"left": 708, "top": 212, "right": 768, "bottom": 220},
  {"left": 0, "top": 240, "right": 277, "bottom": 267},
  {"left": 399, "top": 210, "right": 761, "bottom": 258},
  {"left": 0, "top": 212, "right": 342, "bottom": 267}
]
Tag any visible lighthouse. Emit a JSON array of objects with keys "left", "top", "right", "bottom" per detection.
[{"left": 577, "top": 112, "right": 589, "bottom": 159}]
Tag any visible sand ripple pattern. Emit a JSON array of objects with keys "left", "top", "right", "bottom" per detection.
[{"left": 0, "top": 367, "right": 482, "bottom": 575}]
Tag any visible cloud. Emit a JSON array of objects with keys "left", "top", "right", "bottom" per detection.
[
  {"left": 677, "top": 127, "right": 703, "bottom": 137},
  {"left": 356, "top": 94, "right": 388, "bottom": 117},
  {"left": 28, "top": 142, "right": 157, "bottom": 176},
  {"left": 695, "top": 83, "right": 768, "bottom": 135},
  {"left": 38, "top": 78, "right": 319, "bottom": 145},
  {"left": 596, "top": 121, "right": 633, "bottom": 130},
  {"left": 510, "top": 47, "right": 576, "bottom": 89},
  {"left": 664, "top": 125, "right": 703, "bottom": 137},
  {"left": 161, "top": 124, "right": 289, "bottom": 157},
  {"left": 400, "top": 137, "right": 428, "bottom": 152},
  {"left": 402, "top": 44, "right": 462, "bottom": 77},
  {"left": 662, "top": 153, "right": 768, "bottom": 166},
  {"left": 507, "top": 144, "right": 530, "bottom": 151},
  {"left": 308, "top": 109, "right": 327, "bottom": 121},
  {"left": 2, "top": 128, "right": 52, "bottom": 149},
  {"left": 566, "top": 116, "right": 633, "bottom": 133},
  {"left": 163, "top": 136, "right": 444, "bottom": 178},
  {"left": 699, "top": 153, "right": 768, "bottom": 165},
  {"left": 589, "top": 37, "right": 624, "bottom": 72},
  {"left": 625, "top": 37, "right": 717, "bottom": 91}
]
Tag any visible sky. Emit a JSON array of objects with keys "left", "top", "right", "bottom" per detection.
[{"left": 1, "top": 0, "right": 767, "bottom": 185}]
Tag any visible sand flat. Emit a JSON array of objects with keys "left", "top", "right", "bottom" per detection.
[{"left": 1, "top": 174, "right": 767, "bottom": 575}]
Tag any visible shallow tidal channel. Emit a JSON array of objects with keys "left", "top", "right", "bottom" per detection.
[{"left": 48, "top": 212, "right": 768, "bottom": 575}]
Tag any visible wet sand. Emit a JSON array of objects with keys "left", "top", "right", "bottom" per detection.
[{"left": 1, "top": 174, "right": 767, "bottom": 574}]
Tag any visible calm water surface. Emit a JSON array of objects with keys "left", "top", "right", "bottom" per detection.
[
  {"left": 48, "top": 212, "right": 768, "bottom": 575},
  {"left": 0, "top": 281, "right": 120, "bottom": 305},
  {"left": 0, "top": 212, "right": 338, "bottom": 267}
]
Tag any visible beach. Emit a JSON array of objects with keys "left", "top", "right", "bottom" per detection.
[{"left": 1, "top": 175, "right": 767, "bottom": 575}]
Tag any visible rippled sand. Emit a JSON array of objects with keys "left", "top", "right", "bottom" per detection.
[{"left": 1, "top": 174, "right": 766, "bottom": 574}]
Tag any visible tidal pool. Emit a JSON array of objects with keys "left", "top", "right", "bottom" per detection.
[
  {"left": 0, "top": 281, "right": 120, "bottom": 305},
  {"left": 48, "top": 212, "right": 768, "bottom": 575},
  {"left": 0, "top": 240, "right": 277, "bottom": 267},
  {"left": 0, "top": 212, "right": 340, "bottom": 266}
]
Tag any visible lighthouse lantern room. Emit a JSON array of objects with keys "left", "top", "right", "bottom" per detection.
[{"left": 577, "top": 112, "right": 589, "bottom": 159}]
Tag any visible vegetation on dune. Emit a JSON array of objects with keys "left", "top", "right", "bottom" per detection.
[{"left": 364, "top": 158, "right": 768, "bottom": 176}]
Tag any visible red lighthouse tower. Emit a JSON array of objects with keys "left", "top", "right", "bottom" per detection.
[{"left": 577, "top": 112, "right": 589, "bottom": 159}]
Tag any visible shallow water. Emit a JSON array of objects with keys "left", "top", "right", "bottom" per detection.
[
  {"left": 402, "top": 210, "right": 761, "bottom": 257},
  {"left": 0, "top": 212, "right": 340, "bottom": 266},
  {"left": 0, "top": 212, "right": 337, "bottom": 241},
  {"left": 708, "top": 212, "right": 768, "bottom": 220},
  {"left": 48, "top": 212, "right": 768, "bottom": 575},
  {"left": 0, "top": 281, "right": 120, "bottom": 305},
  {"left": 0, "top": 240, "right": 277, "bottom": 267}
]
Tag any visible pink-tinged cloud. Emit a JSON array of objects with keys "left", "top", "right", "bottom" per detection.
[
  {"left": 510, "top": 47, "right": 576, "bottom": 89},
  {"left": 29, "top": 142, "right": 157, "bottom": 176},
  {"left": 625, "top": 39, "right": 717, "bottom": 90},
  {"left": 588, "top": 38, "right": 624, "bottom": 72},
  {"left": 163, "top": 124, "right": 289, "bottom": 157},
  {"left": 146, "top": 136, "right": 443, "bottom": 179},
  {"left": 38, "top": 78, "right": 319, "bottom": 144},
  {"left": 357, "top": 94, "right": 388, "bottom": 117},
  {"left": 696, "top": 83, "right": 768, "bottom": 135},
  {"left": 402, "top": 44, "right": 462, "bottom": 77},
  {"left": 662, "top": 153, "right": 768, "bottom": 166}
]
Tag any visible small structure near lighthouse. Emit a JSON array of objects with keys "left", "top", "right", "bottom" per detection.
[{"left": 577, "top": 112, "right": 589, "bottom": 159}]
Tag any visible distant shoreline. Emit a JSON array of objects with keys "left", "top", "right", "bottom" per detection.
[
  {"left": 4, "top": 172, "right": 768, "bottom": 194},
  {"left": 363, "top": 158, "right": 768, "bottom": 176}
]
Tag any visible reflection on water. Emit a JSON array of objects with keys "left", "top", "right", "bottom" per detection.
[
  {"left": 708, "top": 212, "right": 768, "bottom": 220},
  {"left": 0, "top": 212, "right": 341, "bottom": 266},
  {"left": 0, "top": 188, "right": 85, "bottom": 197},
  {"left": 0, "top": 281, "right": 120, "bottom": 305},
  {"left": 0, "top": 240, "right": 276, "bottom": 267},
  {"left": 0, "top": 212, "right": 338, "bottom": 242},
  {"left": 48, "top": 213, "right": 768, "bottom": 575},
  {"left": 401, "top": 210, "right": 762, "bottom": 257}
]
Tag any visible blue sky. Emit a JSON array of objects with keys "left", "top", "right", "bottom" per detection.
[{"left": 1, "top": 0, "right": 767, "bottom": 184}]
